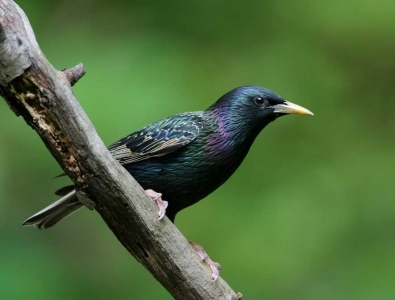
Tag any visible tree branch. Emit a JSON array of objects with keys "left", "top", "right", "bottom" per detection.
[{"left": 0, "top": 1, "right": 241, "bottom": 299}]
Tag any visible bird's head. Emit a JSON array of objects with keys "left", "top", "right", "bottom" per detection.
[{"left": 208, "top": 86, "right": 313, "bottom": 138}]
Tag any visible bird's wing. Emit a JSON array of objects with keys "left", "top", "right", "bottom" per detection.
[{"left": 108, "top": 113, "right": 205, "bottom": 165}]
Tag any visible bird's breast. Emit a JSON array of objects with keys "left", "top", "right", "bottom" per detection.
[{"left": 125, "top": 130, "right": 253, "bottom": 214}]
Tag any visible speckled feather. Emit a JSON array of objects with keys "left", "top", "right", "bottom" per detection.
[
  {"left": 108, "top": 111, "right": 223, "bottom": 222},
  {"left": 108, "top": 113, "right": 206, "bottom": 165}
]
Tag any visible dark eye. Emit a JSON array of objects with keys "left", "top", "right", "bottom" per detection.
[{"left": 254, "top": 96, "right": 269, "bottom": 107}]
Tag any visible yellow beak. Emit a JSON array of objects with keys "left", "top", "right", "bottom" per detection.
[{"left": 272, "top": 100, "right": 314, "bottom": 116}]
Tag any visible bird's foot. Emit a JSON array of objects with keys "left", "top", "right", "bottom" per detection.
[
  {"left": 145, "top": 189, "right": 168, "bottom": 220},
  {"left": 189, "top": 241, "right": 221, "bottom": 281}
]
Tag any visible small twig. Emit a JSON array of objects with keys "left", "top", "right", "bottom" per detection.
[{"left": 62, "top": 63, "right": 86, "bottom": 86}]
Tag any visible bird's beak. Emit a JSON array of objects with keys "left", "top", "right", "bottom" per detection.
[{"left": 272, "top": 100, "right": 314, "bottom": 116}]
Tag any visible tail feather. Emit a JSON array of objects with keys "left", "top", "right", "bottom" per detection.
[
  {"left": 23, "top": 190, "right": 83, "bottom": 229},
  {"left": 54, "top": 185, "right": 75, "bottom": 196}
]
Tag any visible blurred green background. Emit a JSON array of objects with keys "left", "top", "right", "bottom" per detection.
[{"left": 1, "top": 0, "right": 395, "bottom": 299}]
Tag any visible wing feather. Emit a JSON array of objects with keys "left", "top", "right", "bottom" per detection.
[{"left": 108, "top": 113, "right": 205, "bottom": 165}]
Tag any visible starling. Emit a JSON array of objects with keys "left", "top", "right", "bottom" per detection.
[{"left": 23, "top": 85, "right": 313, "bottom": 279}]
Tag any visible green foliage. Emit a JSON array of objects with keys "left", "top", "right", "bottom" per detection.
[{"left": 1, "top": 0, "right": 395, "bottom": 299}]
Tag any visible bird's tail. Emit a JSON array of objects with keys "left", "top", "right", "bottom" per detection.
[{"left": 22, "top": 190, "right": 83, "bottom": 229}]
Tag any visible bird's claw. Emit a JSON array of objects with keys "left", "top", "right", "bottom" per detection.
[
  {"left": 157, "top": 199, "right": 168, "bottom": 220},
  {"left": 145, "top": 189, "right": 168, "bottom": 220},
  {"left": 190, "top": 241, "right": 221, "bottom": 281},
  {"left": 207, "top": 260, "right": 221, "bottom": 281}
]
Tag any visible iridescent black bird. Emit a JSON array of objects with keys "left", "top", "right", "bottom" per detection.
[{"left": 23, "top": 86, "right": 313, "bottom": 279}]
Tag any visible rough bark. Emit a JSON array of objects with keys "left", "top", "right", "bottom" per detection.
[{"left": 0, "top": 1, "right": 242, "bottom": 299}]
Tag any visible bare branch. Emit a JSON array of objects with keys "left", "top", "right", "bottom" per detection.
[{"left": 0, "top": 1, "right": 241, "bottom": 299}]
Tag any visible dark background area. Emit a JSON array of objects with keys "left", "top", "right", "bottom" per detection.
[{"left": 1, "top": 0, "right": 395, "bottom": 299}]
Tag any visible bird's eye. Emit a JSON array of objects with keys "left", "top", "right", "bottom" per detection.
[{"left": 254, "top": 96, "right": 269, "bottom": 107}]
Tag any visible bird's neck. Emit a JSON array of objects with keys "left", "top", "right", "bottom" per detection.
[
  {"left": 205, "top": 109, "right": 273, "bottom": 161},
  {"left": 210, "top": 108, "right": 273, "bottom": 144}
]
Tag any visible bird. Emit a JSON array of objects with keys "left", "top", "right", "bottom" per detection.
[{"left": 23, "top": 85, "right": 313, "bottom": 280}]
